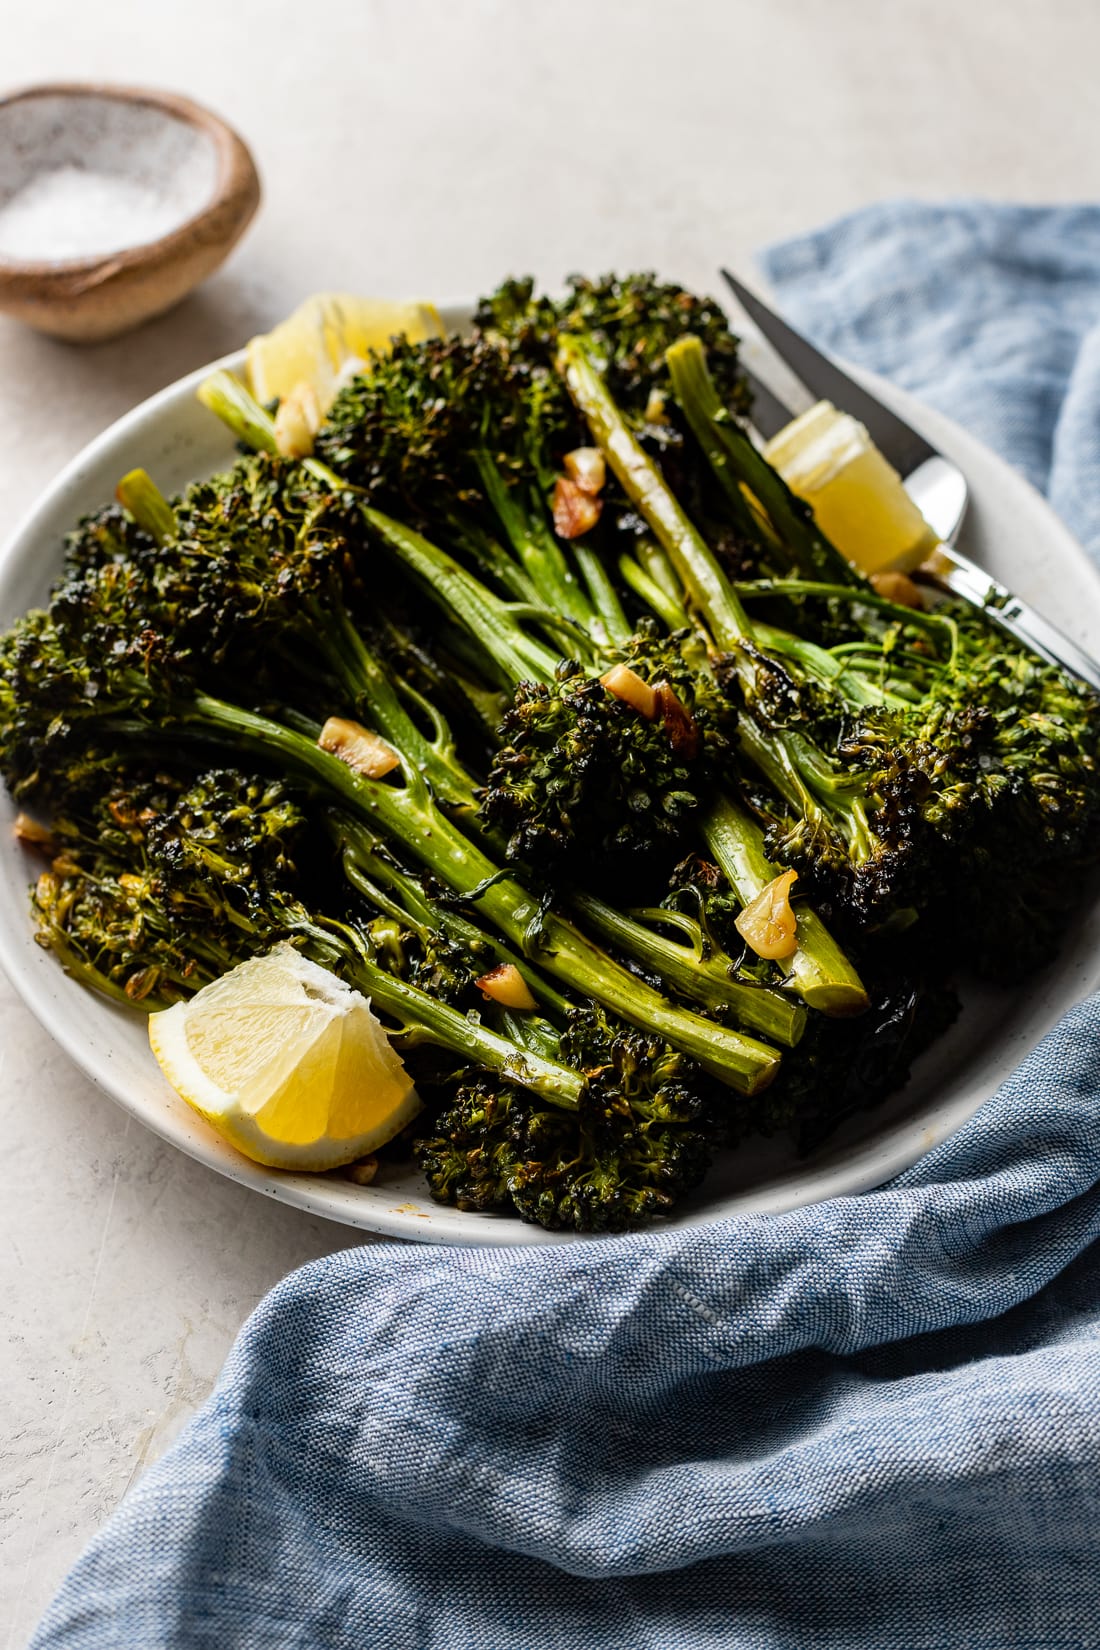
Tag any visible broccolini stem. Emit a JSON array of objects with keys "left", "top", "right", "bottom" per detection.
[
  {"left": 494, "top": 1008, "right": 564, "bottom": 1062},
  {"left": 315, "top": 926, "right": 585, "bottom": 1108},
  {"left": 314, "top": 602, "right": 479, "bottom": 808},
  {"left": 362, "top": 507, "right": 562, "bottom": 687},
  {"left": 194, "top": 374, "right": 360, "bottom": 516},
  {"left": 115, "top": 468, "right": 178, "bottom": 545},
  {"left": 702, "top": 796, "right": 869, "bottom": 1016},
  {"left": 449, "top": 518, "right": 540, "bottom": 603},
  {"left": 196, "top": 371, "right": 280, "bottom": 454},
  {"left": 732, "top": 579, "right": 957, "bottom": 649},
  {"left": 638, "top": 540, "right": 689, "bottom": 612},
  {"left": 380, "top": 615, "right": 508, "bottom": 741},
  {"left": 737, "top": 716, "right": 822, "bottom": 823},
  {"left": 334, "top": 814, "right": 571, "bottom": 1017},
  {"left": 748, "top": 619, "right": 907, "bottom": 710},
  {"left": 474, "top": 450, "right": 632, "bottom": 650},
  {"left": 569, "top": 890, "right": 807, "bottom": 1046},
  {"left": 555, "top": 334, "right": 754, "bottom": 651},
  {"left": 473, "top": 450, "right": 592, "bottom": 625},
  {"left": 502, "top": 603, "right": 602, "bottom": 666},
  {"left": 738, "top": 718, "right": 876, "bottom": 865},
  {"left": 42, "top": 931, "right": 169, "bottom": 1009},
  {"left": 665, "top": 336, "right": 857, "bottom": 586},
  {"left": 571, "top": 541, "right": 634, "bottom": 648},
  {"left": 183, "top": 693, "right": 781, "bottom": 1093},
  {"left": 617, "top": 552, "right": 691, "bottom": 634}
]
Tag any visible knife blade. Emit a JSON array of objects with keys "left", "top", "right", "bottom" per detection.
[
  {"left": 727, "top": 281, "right": 1100, "bottom": 691},
  {"left": 722, "top": 267, "right": 940, "bottom": 478}
]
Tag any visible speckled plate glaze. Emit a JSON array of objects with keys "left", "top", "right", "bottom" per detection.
[{"left": 1, "top": 318, "right": 1098, "bottom": 1245}]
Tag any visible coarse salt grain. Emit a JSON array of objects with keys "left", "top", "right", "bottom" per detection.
[{"left": 0, "top": 166, "right": 196, "bottom": 262}]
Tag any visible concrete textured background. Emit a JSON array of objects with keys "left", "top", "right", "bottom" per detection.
[{"left": 3, "top": 0, "right": 1099, "bottom": 1638}]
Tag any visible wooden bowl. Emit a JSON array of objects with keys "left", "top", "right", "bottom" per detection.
[{"left": 0, "top": 84, "right": 261, "bottom": 342}]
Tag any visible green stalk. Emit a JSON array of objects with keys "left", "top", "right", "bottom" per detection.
[
  {"left": 702, "top": 796, "right": 869, "bottom": 1015},
  {"left": 569, "top": 890, "right": 806, "bottom": 1047},
  {"left": 180, "top": 693, "right": 781, "bottom": 1093},
  {"left": 475, "top": 451, "right": 631, "bottom": 652},
  {"left": 496, "top": 1007, "right": 564, "bottom": 1062},
  {"left": 45, "top": 927, "right": 225, "bottom": 1011},
  {"left": 334, "top": 814, "right": 571, "bottom": 1018},
  {"left": 194, "top": 372, "right": 359, "bottom": 510},
  {"left": 556, "top": 334, "right": 753, "bottom": 651},
  {"left": 638, "top": 540, "right": 688, "bottom": 611},
  {"left": 617, "top": 552, "right": 691, "bottom": 634},
  {"left": 737, "top": 719, "right": 874, "bottom": 864},
  {"left": 502, "top": 603, "right": 602, "bottom": 666},
  {"left": 313, "top": 601, "right": 479, "bottom": 809},
  {"left": 316, "top": 927, "right": 585, "bottom": 1108},
  {"left": 196, "top": 371, "right": 280, "bottom": 455},
  {"left": 366, "top": 976, "right": 584, "bottom": 1105},
  {"left": 572, "top": 542, "right": 634, "bottom": 648},
  {"left": 732, "top": 578, "right": 957, "bottom": 650},
  {"left": 116, "top": 468, "right": 178, "bottom": 544},
  {"left": 362, "top": 507, "right": 563, "bottom": 687},
  {"left": 450, "top": 518, "right": 540, "bottom": 603},
  {"left": 665, "top": 335, "right": 857, "bottom": 586},
  {"left": 473, "top": 451, "right": 591, "bottom": 625},
  {"left": 749, "top": 619, "right": 906, "bottom": 710},
  {"left": 737, "top": 717, "right": 824, "bottom": 824}
]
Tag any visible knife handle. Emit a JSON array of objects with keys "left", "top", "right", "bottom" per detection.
[{"left": 923, "top": 545, "right": 1100, "bottom": 693}]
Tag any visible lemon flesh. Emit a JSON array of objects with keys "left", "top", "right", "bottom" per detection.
[
  {"left": 148, "top": 943, "right": 420, "bottom": 1171},
  {"left": 246, "top": 294, "right": 442, "bottom": 412},
  {"left": 764, "top": 400, "right": 939, "bottom": 576}
]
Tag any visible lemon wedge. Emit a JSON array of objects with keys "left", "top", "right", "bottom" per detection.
[
  {"left": 148, "top": 943, "right": 420, "bottom": 1171},
  {"left": 246, "top": 294, "right": 442, "bottom": 413},
  {"left": 764, "top": 400, "right": 939, "bottom": 576}
]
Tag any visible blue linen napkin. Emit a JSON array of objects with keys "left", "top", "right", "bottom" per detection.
[{"left": 31, "top": 203, "right": 1100, "bottom": 1650}]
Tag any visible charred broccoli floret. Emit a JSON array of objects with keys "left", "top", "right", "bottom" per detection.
[
  {"left": 62, "top": 500, "right": 159, "bottom": 577},
  {"left": 758, "top": 977, "right": 960, "bottom": 1152},
  {"left": 416, "top": 1004, "right": 726, "bottom": 1231},
  {"left": 474, "top": 272, "right": 751, "bottom": 422},
  {"left": 481, "top": 627, "right": 732, "bottom": 875}
]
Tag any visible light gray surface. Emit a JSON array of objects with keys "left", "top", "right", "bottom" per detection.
[{"left": 3, "top": 0, "right": 1099, "bottom": 1637}]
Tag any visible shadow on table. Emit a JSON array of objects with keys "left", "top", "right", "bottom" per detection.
[{"left": 0, "top": 267, "right": 281, "bottom": 425}]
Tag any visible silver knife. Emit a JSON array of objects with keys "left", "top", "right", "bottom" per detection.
[{"left": 721, "top": 267, "right": 1100, "bottom": 693}]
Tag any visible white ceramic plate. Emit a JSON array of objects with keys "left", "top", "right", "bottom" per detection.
[{"left": 2, "top": 314, "right": 1098, "bottom": 1246}]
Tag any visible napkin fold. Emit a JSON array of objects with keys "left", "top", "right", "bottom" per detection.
[{"left": 31, "top": 203, "right": 1100, "bottom": 1650}]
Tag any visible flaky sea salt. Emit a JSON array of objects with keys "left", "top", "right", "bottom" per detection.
[{"left": 0, "top": 166, "right": 195, "bottom": 262}]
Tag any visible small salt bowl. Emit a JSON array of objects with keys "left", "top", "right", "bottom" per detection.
[{"left": 0, "top": 83, "right": 261, "bottom": 342}]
